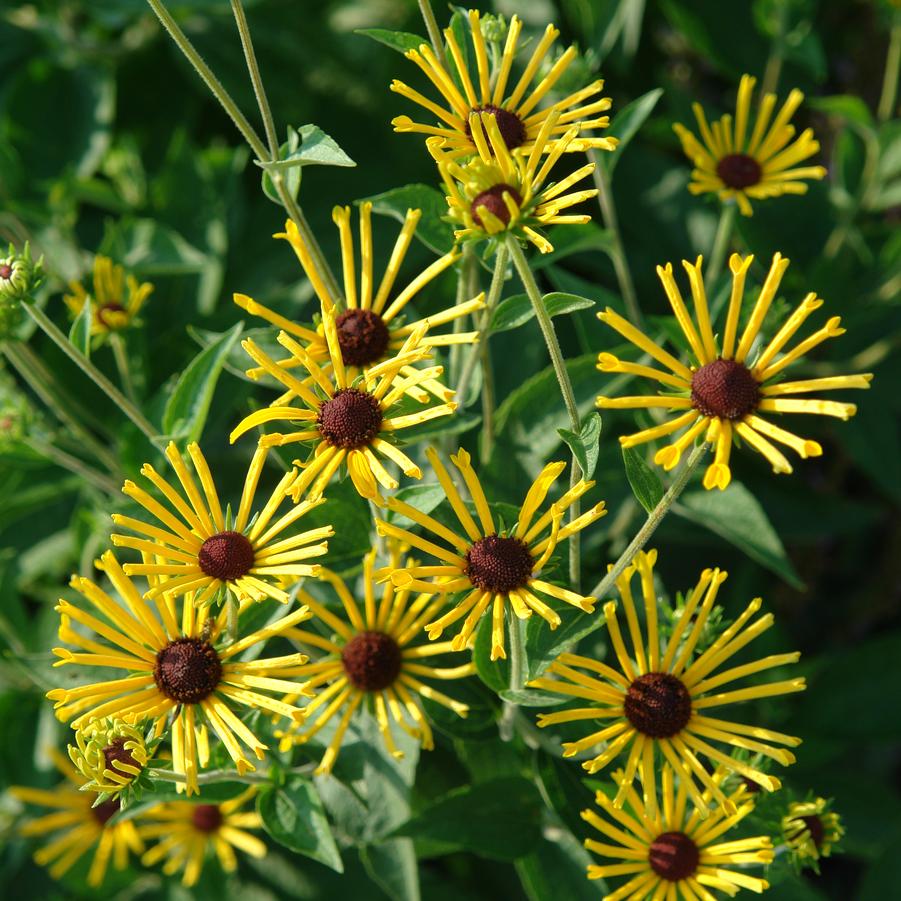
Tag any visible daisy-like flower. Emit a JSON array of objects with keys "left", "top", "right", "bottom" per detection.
[
  {"left": 674, "top": 74, "right": 826, "bottom": 216},
  {"left": 68, "top": 717, "right": 150, "bottom": 797},
  {"left": 237, "top": 208, "right": 485, "bottom": 404},
  {"left": 374, "top": 447, "right": 606, "bottom": 660},
  {"left": 530, "top": 550, "right": 805, "bottom": 813},
  {"left": 9, "top": 747, "right": 143, "bottom": 887},
  {"left": 275, "top": 544, "right": 474, "bottom": 773},
  {"left": 63, "top": 255, "right": 153, "bottom": 334},
  {"left": 596, "top": 252, "right": 872, "bottom": 489},
  {"left": 428, "top": 110, "right": 598, "bottom": 253},
  {"left": 47, "top": 550, "right": 313, "bottom": 795},
  {"left": 781, "top": 797, "right": 844, "bottom": 867},
  {"left": 583, "top": 765, "right": 773, "bottom": 899},
  {"left": 391, "top": 9, "right": 616, "bottom": 157},
  {"left": 230, "top": 312, "right": 457, "bottom": 502},
  {"left": 111, "top": 441, "right": 331, "bottom": 607},
  {"left": 137, "top": 789, "right": 266, "bottom": 886}
]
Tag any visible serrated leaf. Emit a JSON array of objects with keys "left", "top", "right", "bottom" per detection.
[
  {"left": 622, "top": 446, "right": 664, "bottom": 513},
  {"left": 258, "top": 777, "right": 343, "bottom": 872},
  {"left": 162, "top": 322, "right": 242, "bottom": 441},
  {"left": 490, "top": 292, "right": 595, "bottom": 333},
  {"left": 361, "top": 183, "right": 455, "bottom": 254},
  {"left": 68, "top": 300, "right": 92, "bottom": 359},
  {"left": 356, "top": 27, "right": 425, "bottom": 54},
  {"left": 675, "top": 482, "right": 803, "bottom": 588},
  {"left": 603, "top": 87, "right": 663, "bottom": 172},
  {"left": 557, "top": 413, "right": 602, "bottom": 480}
]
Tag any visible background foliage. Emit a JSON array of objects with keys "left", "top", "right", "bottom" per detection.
[{"left": 1, "top": 0, "right": 900, "bottom": 898}]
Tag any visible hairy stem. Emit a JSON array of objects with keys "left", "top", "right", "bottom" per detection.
[
  {"left": 109, "top": 333, "right": 137, "bottom": 405},
  {"left": 417, "top": 0, "right": 449, "bottom": 66}
]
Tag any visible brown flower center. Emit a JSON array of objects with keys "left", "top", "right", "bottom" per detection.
[
  {"left": 341, "top": 631, "right": 403, "bottom": 692},
  {"left": 97, "top": 301, "right": 126, "bottom": 329},
  {"left": 103, "top": 737, "right": 138, "bottom": 775},
  {"left": 0, "top": 264, "right": 12, "bottom": 280},
  {"left": 198, "top": 530, "right": 255, "bottom": 582},
  {"left": 801, "top": 815, "right": 825, "bottom": 849},
  {"left": 91, "top": 798, "right": 121, "bottom": 827},
  {"left": 649, "top": 831, "right": 700, "bottom": 881},
  {"left": 624, "top": 672, "right": 692, "bottom": 738},
  {"left": 191, "top": 804, "right": 223, "bottom": 833},
  {"left": 317, "top": 387, "right": 383, "bottom": 449},
  {"left": 466, "top": 534, "right": 533, "bottom": 593},
  {"left": 336, "top": 308, "right": 390, "bottom": 367},
  {"left": 691, "top": 358, "right": 760, "bottom": 421},
  {"left": 470, "top": 184, "right": 523, "bottom": 228},
  {"left": 467, "top": 104, "right": 527, "bottom": 150},
  {"left": 716, "top": 153, "right": 762, "bottom": 189},
  {"left": 153, "top": 638, "right": 222, "bottom": 704}
]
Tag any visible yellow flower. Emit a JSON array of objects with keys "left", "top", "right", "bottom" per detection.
[
  {"left": 230, "top": 311, "right": 457, "bottom": 502},
  {"left": 596, "top": 253, "right": 872, "bottom": 489},
  {"left": 583, "top": 765, "right": 772, "bottom": 899},
  {"left": 9, "top": 747, "right": 143, "bottom": 887},
  {"left": 111, "top": 441, "right": 331, "bottom": 607},
  {"left": 68, "top": 717, "right": 150, "bottom": 796},
  {"left": 391, "top": 10, "right": 616, "bottom": 157},
  {"left": 673, "top": 74, "right": 826, "bottom": 216},
  {"left": 781, "top": 797, "right": 844, "bottom": 865},
  {"left": 275, "top": 545, "right": 474, "bottom": 773},
  {"left": 137, "top": 788, "right": 266, "bottom": 886},
  {"left": 428, "top": 110, "right": 598, "bottom": 253},
  {"left": 530, "top": 549, "right": 804, "bottom": 813},
  {"left": 237, "top": 209, "right": 484, "bottom": 404},
  {"left": 374, "top": 447, "right": 606, "bottom": 660},
  {"left": 63, "top": 255, "right": 153, "bottom": 334},
  {"left": 47, "top": 550, "right": 313, "bottom": 795}
]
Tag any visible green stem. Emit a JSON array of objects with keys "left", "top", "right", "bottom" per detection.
[
  {"left": 588, "top": 441, "right": 708, "bottom": 598},
  {"left": 478, "top": 336, "right": 496, "bottom": 463},
  {"left": 417, "top": 0, "right": 448, "bottom": 66},
  {"left": 109, "top": 333, "right": 137, "bottom": 404},
  {"left": 878, "top": 23, "right": 901, "bottom": 123},
  {"left": 590, "top": 156, "right": 643, "bottom": 327},
  {"left": 24, "top": 437, "right": 120, "bottom": 495},
  {"left": 499, "top": 613, "right": 526, "bottom": 741},
  {"left": 760, "top": 4, "right": 788, "bottom": 97},
  {"left": 506, "top": 235, "right": 583, "bottom": 590},
  {"left": 23, "top": 304, "right": 158, "bottom": 443},
  {"left": 2, "top": 342, "right": 120, "bottom": 474},
  {"left": 148, "top": 767, "right": 275, "bottom": 787},
  {"left": 706, "top": 204, "right": 737, "bottom": 288}
]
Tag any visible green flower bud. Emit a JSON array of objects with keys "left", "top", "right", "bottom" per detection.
[{"left": 0, "top": 243, "right": 44, "bottom": 338}]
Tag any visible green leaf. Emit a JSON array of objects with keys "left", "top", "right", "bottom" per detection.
[
  {"left": 676, "top": 482, "right": 803, "bottom": 588},
  {"left": 258, "top": 777, "right": 344, "bottom": 872},
  {"left": 530, "top": 223, "right": 615, "bottom": 271},
  {"left": 603, "top": 88, "right": 664, "bottom": 172},
  {"left": 473, "top": 611, "right": 508, "bottom": 692},
  {"left": 162, "top": 322, "right": 243, "bottom": 442},
  {"left": 525, "top": 604, "right": 607, "bottom": 681},
  {"left": 498, "top": 688, "right": 567, "bottom": 707},
  {"left": 808, "top": 95, "right": 874, "bottom": 130},
  {"left": 384, "top": 483, "right": 446, "bottom": 527},
  {"left": 558, "top": 413, "right": 602, "bottom": 480},
  {"left": 490, "top": 292, "right": 595, "bottom": 334},
  {"left": 356, "top": 28, "right": 425, "bottom": 54},
  {"left": 107, "top": 218, "right": 208, "bottom": 276},
  {"left": 68, "top": 300, "right": 92, "bottom": 359},
  {"left": 391, "top": 776, "right": 542, "bottom": 861},
  {"left": 621, "top": 446, "right": 664, "bottom": 513},
  {"left": 361, "top": 183, "right": 455, "bottom": 254},
  {"left": 516, "top": 832, "right": 598, "bottom": 901},
  {"left": 360, "top": 840, "right": 421, "bottom": 901}
]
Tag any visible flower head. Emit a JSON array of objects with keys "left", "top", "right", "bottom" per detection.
[
  {"left": 0, "top": 241, "right": 43, "bottom": 336},
  {"left": 275, "top": 544, "right": 473, "bottom": 773},
  {"left": 230, "top": 312, "right": 456, "bottom": 502},
  {"left": 782, "top": 797, "right": 844, "bottom": 869},
  {"left": 137, "top": 788, "right": 266, "bottom": 886},
  {"left": 391, "top": 10, "right": 616, "bottom": 158},
  {"left": 47, "top": 550, "right": 314, "bottom": 795},
  {"left": 429, "top": 111, "right": 598, "bottom": 253},
  {"left": 237, "top": 209, "right": 484, "bottom": 404},
  {"left": 68, "top": 717, "right": 151, "bottom": 798},
  {"left": 10, "top": 746, "right": 143, "bottom": 886},
  {"left": 674, "top": 74, "right": 826, "bottom": 216},
  {"left": 111, "top": 442, "right": 331, "bottom": 606},
  {"left": 530, "top": 550, "right": 805, "bottom": 813},
  {"left": 63, "top": 255, "right": 153, "bottom": 334},
  {"left": 583, "top": 765, "right": 772, "bottom": 898},
  {"left": 375, "top": 448, "right": 606, "bottom": 660},
  {"left": 596, "top": 253, "right": 872, "bottom": 489}
]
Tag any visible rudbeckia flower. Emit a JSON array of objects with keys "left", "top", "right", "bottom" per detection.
[
  {"left": 781, "top": 797, "right": 845, "bottom": 868},
  {"left": 63, "top": 255, "right": 153, "bottom": 334},
  {"left": 68, "top": 717, "right": 150, "bottom": 797}
]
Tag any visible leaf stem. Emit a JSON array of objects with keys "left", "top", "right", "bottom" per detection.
[
  {"left": 588, "top": 441, "right": 708, "bottom": 599},
  {"left": 706, "top": 203, "right": 737, "bottom": 288},
  {"left": 506, "top": 234, "right": 583, "bottom": 590},
  {"left": 109, "top": 333, "right": 137, "bottom": 404},
  {"left": 878, "top": 21, "right": 901, "bottom": 123},
  {"left": 23, "top": 303, "right": 158, "bottom": 443},
  {"left": 417, "top": 0, "right": 449, "bottom": 67}
]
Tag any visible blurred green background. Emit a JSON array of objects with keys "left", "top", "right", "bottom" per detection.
[{"left": 1, "top": 0, "right": 900, "bottom": 898}]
